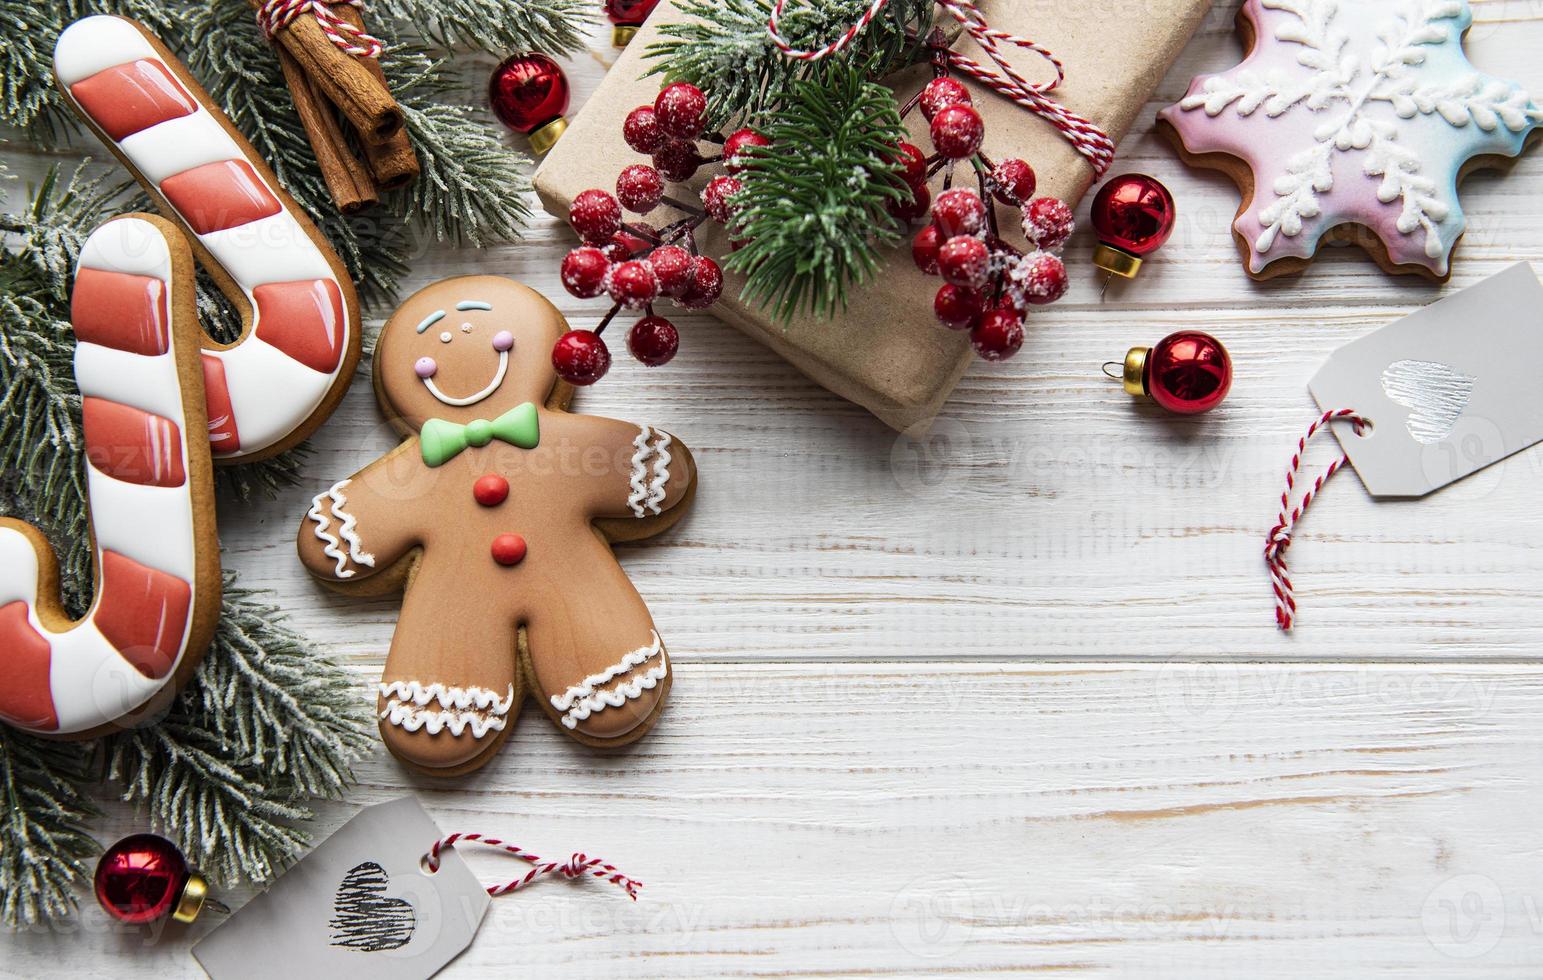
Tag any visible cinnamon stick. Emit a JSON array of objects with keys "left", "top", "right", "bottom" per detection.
[
  {"left": 248, "top": 0, "right": 401, "bottom": 140},
  {"left": 276, "top": 47, "right": 378, "bottom": 214},
  {"left": 334, "top": 4, "right": 419, "bottom": 190}
]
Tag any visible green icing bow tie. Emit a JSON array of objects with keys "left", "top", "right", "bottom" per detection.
[{"left": 420, "top": 402, "right": 539, "bottom": 467}]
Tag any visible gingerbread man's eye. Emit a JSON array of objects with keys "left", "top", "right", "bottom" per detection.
[
  {"left": 461, "top": 322, "right": 474, "bottom": 334},
  {"left": 492, "top": 331, "right": 514, "bottom": 352},
  {"left": 415, "top": 357, "right": 438, "bottom": 378}
]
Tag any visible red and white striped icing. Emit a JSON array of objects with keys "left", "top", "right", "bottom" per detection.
[
  {"left": 54, "top": 15, "right": 354, "bottom": 461},
  {"left": 0, "top": 218, "right": 205, "bottom": 734}
]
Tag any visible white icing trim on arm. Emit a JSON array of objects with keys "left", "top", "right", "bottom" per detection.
[
  {"left": 307, "top": 488, "right": 350, "bottom": 578},
  {"left": 626, "top": 427, "right": 673, "bottom": 518},
  {"left": 646, "top": 431, "right": 672, "bottom": 515},
  {"left": 306, "top": 479, "right": 375, "bottom": 578}
]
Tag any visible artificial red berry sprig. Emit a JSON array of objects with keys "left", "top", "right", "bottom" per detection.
[
  {"left": 892, "top": 49, "right": 1075, "bottom": 362},
  {"left": 557, "top": 81, "right": 753, "bottom": 386}
]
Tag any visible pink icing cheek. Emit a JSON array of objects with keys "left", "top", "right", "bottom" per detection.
[
  {"left": 492, "top": 331, "right": 514, "bottom": 352},
  {"left": 415, "top": 357, "right": 438, "bottom": 379}
]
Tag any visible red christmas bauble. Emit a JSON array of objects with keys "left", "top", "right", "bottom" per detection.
[
  {"left": 1090, "top": 174, "right": 1176, "bottom": 277},
  {"left": 606, "top": 0, "right": 661, "bottom": 45},
  {"left": 491, "top": 533, "right": 528, "bottom": 566},
  {"left": 1125, "top": 330, "right": 1232, "bottom": 414},
  {"left": 489, "top": 53, "right": 570, "bottom": 154},
  {"left": 95, "top": 834, "right": 204, "bottom": 924},
  {"left": 553, "top": 330, "right": 612, "bottom": 386}
]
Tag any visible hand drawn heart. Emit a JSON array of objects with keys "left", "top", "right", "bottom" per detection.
[
  {"left": 1380, "top": 358, "right": 1477, "bottom": 445},
  {"left": 329, "top": 861, "right": 416, "bottom": 952}
]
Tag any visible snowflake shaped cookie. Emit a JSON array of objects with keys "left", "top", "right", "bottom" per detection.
[{"left": 1159, "top": 0, "right": 1541, "bottom": 280}]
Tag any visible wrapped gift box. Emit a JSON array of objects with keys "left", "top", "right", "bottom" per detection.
[{"left": 535, "top": 0, "right": 1211, "bottom": 431}]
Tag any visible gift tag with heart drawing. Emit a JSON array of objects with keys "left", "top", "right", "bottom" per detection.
[
  {"left": 1310, "top": 263, "right": 1543, "bottom": 498},
  {"left": 194, "top": 798, "right": 490, "bottom": 980}
]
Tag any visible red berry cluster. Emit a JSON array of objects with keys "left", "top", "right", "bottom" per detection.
[
  {"left": 558, "top": 82, "right": 761, "bottom": 386},
  {"left": 892, "top": 74, "right": 1074, "bottom": 361}
]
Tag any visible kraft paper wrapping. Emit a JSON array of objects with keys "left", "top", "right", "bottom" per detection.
[{"left": 535, "top": 0, "right": 1212, "bottom": 431}]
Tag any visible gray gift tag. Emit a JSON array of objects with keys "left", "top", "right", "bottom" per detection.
[
  {"left": 1309, "top": 263, "right": 1543, "bottom": 498},
  {"left": 193, "top": 798, "right": 490, "bottom": 980}
]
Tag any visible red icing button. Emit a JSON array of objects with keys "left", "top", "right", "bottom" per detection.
[
  {"left": 474, "top": 474, "right": 510, "bottom": 507},
  {"left": 491, "top": 534, "right": 527, "bottom": 566}
]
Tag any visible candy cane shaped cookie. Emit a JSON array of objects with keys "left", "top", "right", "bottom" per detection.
[
  {"left": 53, "top": 15, "right": 362, "bottom": 463},
  {"left": 0, "top": 215, "right": 221, "bottom": 737}
]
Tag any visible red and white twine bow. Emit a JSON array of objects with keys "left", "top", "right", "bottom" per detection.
[
  {"left": 1265, "top": 409, "right": 1370, "bottom": 632},
  {"left": 256, "top": 0, "right": 383, "bottom": 58},
  {"left": 425, "top": 833, "right": 642, "bottom": 901},
  {"left": 767, "top": 0, "right": 1117, "bottom": 176}
]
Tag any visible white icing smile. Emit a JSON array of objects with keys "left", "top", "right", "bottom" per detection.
[{"left": 423, "top": 349, "right": 510, "bottom": 407}]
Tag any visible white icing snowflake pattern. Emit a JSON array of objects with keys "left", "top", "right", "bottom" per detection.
[{"left": 1160, "top": 0, "right": 1542, "bottom": 277}]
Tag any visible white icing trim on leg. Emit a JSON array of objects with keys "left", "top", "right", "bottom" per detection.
[
  {"left": 378, "top": 681, "right": 515, "bottom": 740},
  {"left": 550, "top": 632, "right": 668, "bottom": 730}
]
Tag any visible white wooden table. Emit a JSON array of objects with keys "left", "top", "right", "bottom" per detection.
[{"left": 8, "top": 2, "right": 1543, "bottom": 975}]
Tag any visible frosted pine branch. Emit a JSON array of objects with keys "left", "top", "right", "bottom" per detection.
[
  {"left": 647, "top": 0, "right": 934, "bottom": 126},
  {"left": 0, "top": 731, "right": 99, "bottom": 926}
]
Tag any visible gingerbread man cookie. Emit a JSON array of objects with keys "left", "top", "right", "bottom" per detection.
[
  {"left": 1158, "top": 0, "right": 1542, "bottom": 280},
  {"left": 296, "top": 277, "right": 695, "bottom": 775}
]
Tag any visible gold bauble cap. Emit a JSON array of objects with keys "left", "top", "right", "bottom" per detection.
[
  {"left": 613, "top": 24, "right": 640, "bottom": 46},
  {"left": 1122, "top": 346, "right": 1151, "bottom": 398},
  {"left": 172, "top": 872, "right": 208, "bottom": 924},
  {"left": 528, "top": 117, "right": 568, "bottom": 155},
  {"left": 1093, "top": 244, "right": 1143, "bottom": 279}
]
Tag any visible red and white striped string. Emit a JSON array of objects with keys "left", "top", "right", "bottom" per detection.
[
  {"left": 424, "top": 833, "right": 642, "bottom": 901},
  {"left": 1264, "top": 409, "right": 1370, "bottom": 632},
  {"left": 256, "top": 0, "right": 383, "bottom": 58},
  {"left": 767, "top": 0, "right": 1116, "bottom": 176}
]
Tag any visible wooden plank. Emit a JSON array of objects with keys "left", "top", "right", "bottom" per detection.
[{"left": 6, "top": 664, "right": 1543, "bottom": 976}]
